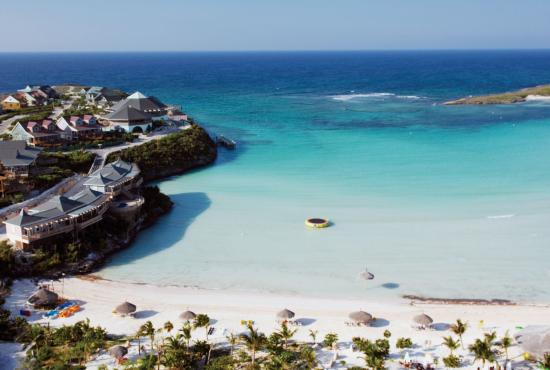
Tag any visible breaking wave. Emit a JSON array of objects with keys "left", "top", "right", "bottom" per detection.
[
  {"left": 486, "top": 214, "right": 515, "bottom": 219},
  {"left": 331, "top": 92, "right": 422, "bottom": 101}
]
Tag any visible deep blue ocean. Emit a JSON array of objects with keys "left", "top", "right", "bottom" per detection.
[{"left": 2, "top": 51, "right": 550, "bottom": 301}]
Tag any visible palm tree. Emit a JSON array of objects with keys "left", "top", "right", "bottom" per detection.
[
  {"left": 277, "top": 321, "right": 297, "bottom": 348},
  {"left": 469, "top": 337, "right": 496, "bottom": 368},
  {"left": 179, "top": 322, "right": 193, "bottom": 349},
  {"left": 308, "top": 329, "right": 318, "bottom": 345},
  {"left": 239, "top": 322, "right": 267, "bottom": 365},
  {"left": 300, "top": 346, "right": 318, "bottom": 368},
  {"left": 163, "top": 321, "right": 174, "bottom": 334},
  {"left": 484, "top": 331, "right": 497, "bottom": 345},
  {"left": 362, "top": 354, "right": 385, "bottom": 370},
  {"left": 140, "top": 321, "right": 156, "bottom": 353},
  {"left": 29, "top": 325, "right": 46, "bottom": 355},
  {"left": 323, "top": 333, "right": 338, "bottom": 350},
  {"left": 136, "top": 324, "right": 147, "bottom": 355},
  {"left": 442, "top": 336, "right": 460, "bottom": 356},
  {"left": 194, "top": 313, "right": 211, "bottom": 341},
  {"left": 499, "top": 331, "right": 513, "bottom": 361},
  {"left": 450, "top": 319, "right": 468, "bottom": 348},
  {"left": 162, "top": 334, "right": 190, "bottom": 369},
  {"left": 538, "top": 353, "right": 550, "bottom": 370},
  {"left": 226, "top": 332, "right": 238, "bottom": 355}
]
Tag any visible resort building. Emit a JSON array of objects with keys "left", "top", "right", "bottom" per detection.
[
  {"left": 103, "top": 105, "right": 153, "bottom": 133},
  {"left": 4, "top": 188, "right": 110, "bottom": 249},
  {"left": 1, "top": 95, "right": 22, "bottom": 111},
  {"left": 102, "top": 92, "right": 168, "bottom": 132},
  {"left": 18, "top": 85, "right": 58, "bottom": 100},
  {"left": 108, "top": 92, "right": 167, "bottom": 116},
  {"left": 3, "top": 159, "right": 142, "bottom": 249},
  {"left": 1, "top": 86, "right": 56, "bottom": 112},
  {"left": 0, "top": 140, "right": 42, "bottom": 177},
  {"left": 10, "top": 120, "right": 61, "bottom": 146},
  {"left": 84, "top": 160, "right": 142, "bottom": 196},
  {"left": 10, "top": 115, "right": 103, "bottom": 145},
  {"left": 84, "top": 86, "right": 127, "bottom": 107},
  {"left": 56, "top": 115, "right": 101, "bottom": 141}
]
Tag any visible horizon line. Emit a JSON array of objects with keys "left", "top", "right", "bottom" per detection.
[{"left": 1, "top": 47, "right": 550, "bottom": 54}]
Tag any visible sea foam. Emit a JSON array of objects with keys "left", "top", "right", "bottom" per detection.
[
  {"left": 525, "top": 95, "right": 550, "bottom": 102},
  {"left": 486, "top": 214, "right": 515, "bottom": 219},
  {"left": 331, "top": 92, "right": 421, "bottom": 101}
]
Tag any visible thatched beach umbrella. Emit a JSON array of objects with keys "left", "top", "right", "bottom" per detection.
[
  {"left": 179, "top": 310, "right": 197, "bottom": 321},
  {"left": 277, "top": 308, "right": 295, "bottom": 320},
  {"left": 115, "top": 301, "right": 136, "bottom": 316},
  {"left": 349, "top": 310, "right": 373, "bottom": 325},
  {"left": 413, "top": 313, "right": 433, "bottom": 327},
  {"left": 27, "top": 288, "right": 59, "bottom": 307},
  {"left": 108, "top": 345, "right": 128, "bottom": 359},
  {"left": 516, "top": 326, "right": 550, "bottom": 358}
]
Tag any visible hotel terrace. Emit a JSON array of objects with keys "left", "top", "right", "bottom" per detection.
[{"left": 4, "top": 159, "right": 142, "bottom": 249}]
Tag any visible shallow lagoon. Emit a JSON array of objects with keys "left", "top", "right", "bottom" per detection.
[{"left": 3, "top": 51, "right": 550, "bottom": 301}]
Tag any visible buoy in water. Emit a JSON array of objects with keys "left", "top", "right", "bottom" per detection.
[{"left": 305, "top": 218, "right": 330, "bottom": 228}]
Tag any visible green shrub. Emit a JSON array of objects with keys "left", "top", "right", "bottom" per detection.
[
  {"left": 396, "top": 337, "right": 413, "bottom": 349},
  {"left": 39, "top": 150, "right": 95, "bottom": 173},
  {"left": 443, "top": 354, "right": 461, "bottom": 368},
  {"left": 323, "top": 333, "right": 338, "bottom": 348},
  {"left": 352, "top": 337, "right": 390, "bottom": 369},
  {"left": 0, "top": 240, "right": 15, "bottom": 278},
  {"left": 205, "top": 355, "right": 236, "bottom": 370}
]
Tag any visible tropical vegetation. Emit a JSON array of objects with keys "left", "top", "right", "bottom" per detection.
[
  {"left": 107, "top": 124, "right": 217, "bottom": 182},
  {"left": 0, "top": 185, "right": 172, "bottom": 279},
  {"left": 0, "top": 312, "right": 547, "bottom": 369},
  {"left": 395, "top": 337, "right": 413, "bottom": 349}
]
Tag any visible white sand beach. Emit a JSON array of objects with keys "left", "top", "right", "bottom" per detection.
[{"left": 3, "top": 278, "right": 550, "bottom": 369}]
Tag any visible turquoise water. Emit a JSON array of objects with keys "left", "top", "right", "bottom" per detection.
[{"left": 2, "top": 51, "right": 550, "bottom": 301}]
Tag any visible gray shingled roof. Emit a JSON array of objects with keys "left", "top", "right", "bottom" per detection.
[
  {"left": 6, "top": 209, "right": 45, "bottom": 226},
  {"left": 105, "top": 106, "right": 152, "bottom": 122},
  {"left": 4, "top": 188, "right": 104, "bottom": 227},
  {"left": 84, "top": 159, "right": 139, "bottom": 187},
  {"left": 0, "top": 141, "right": 42, "bottom": 167},
  {"left": 31, "top": 196, "right": 83, "bottom": 215},
  {"left": 110, "top": 92, "right": 166, "bottom": 113}
]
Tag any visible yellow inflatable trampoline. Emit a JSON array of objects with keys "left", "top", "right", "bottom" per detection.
[{"left": 305, "top": 218, "right": 330, "bottom": 228}]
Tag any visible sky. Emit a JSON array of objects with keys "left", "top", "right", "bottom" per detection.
[{"left": 1, "top": 0, "right": 550, "bottom": 52}]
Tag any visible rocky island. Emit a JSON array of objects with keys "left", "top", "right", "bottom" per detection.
[{"left": 444, "top": 84, "right": 550, "bottom": 105}]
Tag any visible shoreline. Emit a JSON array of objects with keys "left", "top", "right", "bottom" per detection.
[
  {"left": 443, "top": 84, "right": 550, "bottom": 105},
  {"left": 79, "top": 274, "right": 550, "bottom": 308},
  {"left": 4, "top": 277, "right": 550, "bottom": 368}
]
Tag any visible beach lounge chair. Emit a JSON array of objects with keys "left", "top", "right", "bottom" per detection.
[
  {"left": 68, "top": 305, "right": 80, "bottom": 314},
  {"left": 44, "top": 309, "right": 59, "bottom": 319}
]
